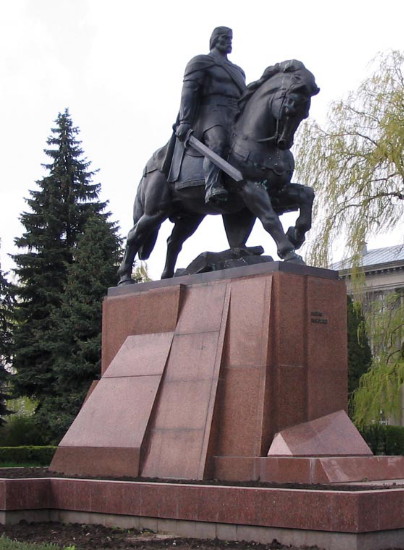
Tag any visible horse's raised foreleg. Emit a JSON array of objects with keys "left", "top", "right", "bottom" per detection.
[
  {"left": 239, "top": 181, "right": 303, "bottom": 262},
  {"left": 279, "top": 183, "right": 314, "bottom": 249},
  {"left": 161, "top": 214, "right": 204, "bottom": 279}
]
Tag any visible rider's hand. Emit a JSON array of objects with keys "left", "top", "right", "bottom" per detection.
[{"left": 176, "top": 122, "right": 191, "bottom": 142}]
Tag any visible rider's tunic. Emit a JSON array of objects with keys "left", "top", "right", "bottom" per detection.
[{"left": 179, "top": 50, "right": 247, "bottom": 140}]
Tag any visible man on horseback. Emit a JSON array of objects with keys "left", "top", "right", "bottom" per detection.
[{"left": 175, "top": 27, "right": 247, "bottom": 206}]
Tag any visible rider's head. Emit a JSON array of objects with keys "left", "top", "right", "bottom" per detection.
[{"left": 210, "top": 26, "right": 233, "bottom": 54}]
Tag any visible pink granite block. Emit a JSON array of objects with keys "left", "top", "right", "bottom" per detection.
[
  {"left": 268, "top": 410, "right": 372, "bottom": 456},
  {"left": 102, "top": 285, "right": 182, "bottom": 373},
  {"left": 141, "top": 428, "right": 206, "bottom": 480},
  {"left": 371, "top": 489, "right": 404, "bottom": 531},
  {"left": 59, "top": 377, "right": 163, "bottom": 449},
  {"left": 272, "top": 274, "right": 305, "bottom": 368},
  {"left": 103, "top": 332, "right": 174, "bottom": 378},
  {"left": 151, "top": 379, "right": 216, "bottom": 430},
  {"left": 196, "top": 486, "right": 222, "bottom": 522},
  {"left": 118, "top": 481, "right": 142, "bottom": 516},
  {"left": 225, "top": 276, "right": 272, "bottom": 367},
  {"left": 307, "top": 369, "right": 348, "bottom": 419},
  {"left": 273, "top": 365, "right": 307, "bottom": 432},
  {"left": 50, "top": 479, "right": 92, "bottom": 511},
  {"left": 173, "top": 485, "right": 202, "bottom": 520},
  {"left": 258, "top": 457, "right": 315, "bottom": 484},
  {"left": 141, "top": 293, "right": 228, "bottom": 480},
  {"left": 214, "top": 366, "right": 266, "bottom": 457},
  {"left": 319, "top": 456, "right": 404, "bottom": 483},
  {"left": 217, "top": 487, "right": 259, "bottom": 525},
  {"left": 88, "top": 481, "right": 133, "bottom": 515},
  {"left": 5, "top": 479, "right": 50, "bottom": 510},
  {"left": 255, "top": 488, "right": 335, "bottom": 531},
  {"left": 306, "top": 277, "right": 347, "bottom": 372},
  {"left": 175, "top": 282, "right": 228, "bottom": 334},
  {"left": 139, "top": 483, "right": 166, "bottom": 517},
  {"left": 164, "top": 331, "right": 221, "bottom": 382},
  {"left": 213, "top": 456, "right": 258, "bottom": 481},
  {"left": 51, "top": 447, "right": 140, "bottom": 478},
  {"left": 49, "top": 478, "right": 76, "bottom": 510}
]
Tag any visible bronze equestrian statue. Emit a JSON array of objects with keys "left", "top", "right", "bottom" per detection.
[{"left": 117, "top": 29, "right": 320, "bottom": 285}]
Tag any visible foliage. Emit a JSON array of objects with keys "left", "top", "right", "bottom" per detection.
[
  {"left": 360, "top": 424, "right": 404, "bottom": 455},
  {"left": 34, "top": 215, "right": 122, "bottom": 442},
  {"left": 0, "top": 446, "right": 55, "bottom": 466},
  {"left": 295, "top": 50, "right": 404, "bottom": 267},
  {"left": 0, "top": 264, "right": 14, "bottom": 424},
  {"left": 347, "top": 296, "right": 372, "bottom": 415},
  {"left": 11, "top": 110, "right": 121, "bottom": 443},
  {"left": 7, "top": 396, "right": 37, "bottom": 418},
  {"left": 132, "top": 261, "right": 151, "bottom": 282},
  {"left": 0, "top": 536, "right": 74, "bottom": 550},
  {"left": 0, "top": 415, "right": 46, "bottom": 446},
  {"left": 352, "top": 291, "right": 404, "bottom": 426}
]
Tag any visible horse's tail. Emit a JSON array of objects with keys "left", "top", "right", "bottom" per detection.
[{"left": 133, "top": 175, "right": 161, "bottom": 261}]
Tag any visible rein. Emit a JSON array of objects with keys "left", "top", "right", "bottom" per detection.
[{"left": 256, "top": 91, "right": 288, "bottom": 143}]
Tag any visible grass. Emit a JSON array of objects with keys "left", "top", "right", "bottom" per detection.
[
  {"left": 0, "top": 463, "right": 45, "bottom": 468},
  {"left": 0, "top": 536, "right": 75, "bottom": 549}
]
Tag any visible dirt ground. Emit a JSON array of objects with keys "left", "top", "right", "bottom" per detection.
[
  {"left": 0, "top": 521, "right": 323, "bottom": 550},
  {"left": 0, "top": 469, "right": 402, "bottom": 550}
]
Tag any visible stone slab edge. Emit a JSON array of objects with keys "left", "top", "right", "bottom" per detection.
[
  {"left": 0, "top": 477, "right": 404, "bottom": 534},
  {"left": 108, "top": 262, "right": 338, "bottom": 297}
]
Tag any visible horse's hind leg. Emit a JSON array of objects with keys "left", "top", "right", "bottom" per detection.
[
  {"left": 280, "top": 183, "right": 314, "bottom": 249},
  {"left": 118, "top": 172, "right": 170, "bottom": 285},
  {"left": 118, "top": 210, "right": 167, "bottom": 284},
  {"left": 161, "top": 215, "right": 204, "bottom": 279}
]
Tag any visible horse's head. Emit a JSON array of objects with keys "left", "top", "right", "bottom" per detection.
[
  {"left": 270, "top": 82, "right": 317, "bottom": 150},
  {"left": 239, "top": 60, "right": 320, "bottom": 150}
]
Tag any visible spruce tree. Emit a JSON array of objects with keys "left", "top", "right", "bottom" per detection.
[
  {"left": 0, "top": 263, "right": 14, "bottom": 424},
  {"left": 36, "top": 215, "right": 121, "bottom": 442},
  {"left": 12, "top": 110, "right": 120, "bottom": 439}
]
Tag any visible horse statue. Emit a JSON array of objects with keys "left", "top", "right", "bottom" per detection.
[{"left": 117, "top": 60, "right": 320, "bottom": 284}]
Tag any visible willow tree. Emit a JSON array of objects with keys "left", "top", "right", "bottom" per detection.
[
  {"left": 352, "top": 292, "right": 404, "bottom": 426},
  {"left": 295, "top": 50, "right": 404, "bottom": 267},
  {"left": 295, "top": 50, "right": 404, "bottom": 425}
]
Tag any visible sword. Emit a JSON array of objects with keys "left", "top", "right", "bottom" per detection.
[{"left": 184, "top": 130, "right": 244, "bottom": 182}]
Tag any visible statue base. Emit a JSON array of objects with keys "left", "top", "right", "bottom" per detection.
[{"left": 50, "top": 261, "right": 379, "bottom": 480}]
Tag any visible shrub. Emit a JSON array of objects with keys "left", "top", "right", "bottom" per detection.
[
  {"left": 0, "top": 416, "right": 46, "bottom": 447},
  {"left": 0, "top": 446, "right": 56, "bottom": 466},
  {"left": 359, "top": 424, "right": 404, "bottom": 455}
]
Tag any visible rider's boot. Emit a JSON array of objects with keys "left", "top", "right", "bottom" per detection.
[{"left": 204, "top": 160, "right": 228, "bottom": 206}]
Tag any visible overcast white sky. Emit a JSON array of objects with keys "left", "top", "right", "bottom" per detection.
[{"left": 1, "top": 0, "right": 403, "bottom": 280}]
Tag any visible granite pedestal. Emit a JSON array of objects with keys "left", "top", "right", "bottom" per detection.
[
  {"left": 9, "top": 263, "right": 404, "bottom": 549},
  {"left": 51, "top": 262, "right": 381, "bottom": 481}
]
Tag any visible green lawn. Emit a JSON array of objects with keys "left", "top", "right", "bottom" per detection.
[{"left": 0, "top": 537, "right": 75, "bottom": 550}]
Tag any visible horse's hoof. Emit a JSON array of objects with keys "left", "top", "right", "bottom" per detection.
[
  {"left": 117, "top": 276, "right": 135, "bottom": 286},
  {"left": 283, "top": 251, "right": 306, "bottom": 265},
  {"left": 286, "top": 227, "right": 305, "bottom": 250}
]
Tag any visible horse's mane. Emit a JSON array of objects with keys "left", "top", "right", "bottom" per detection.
[{"left": 238, "top": 59, "right": 312, "bottom": 114}]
